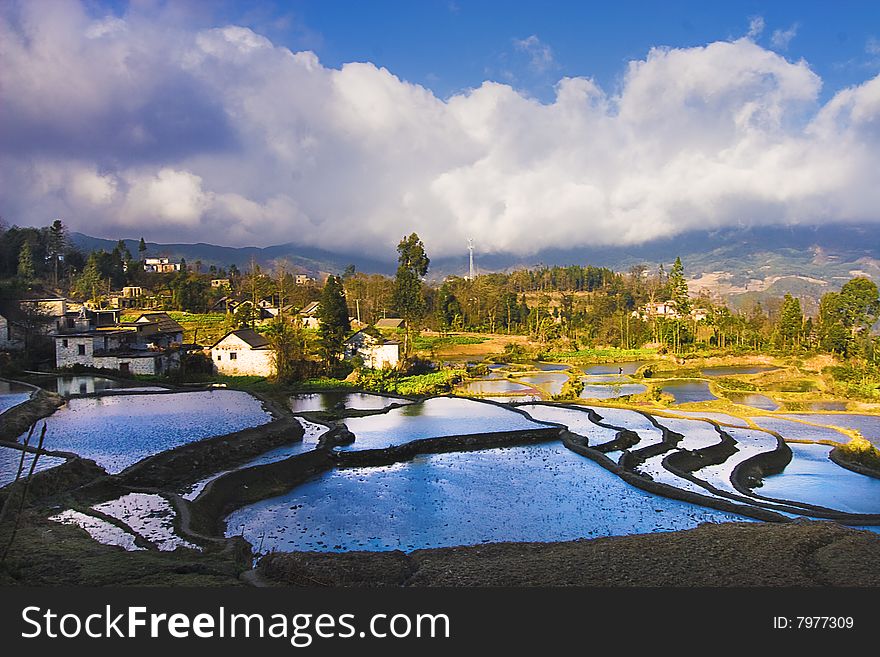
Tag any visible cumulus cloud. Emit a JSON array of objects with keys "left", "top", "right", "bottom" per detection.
[{"left": 2, "top": 1, "right": 880, "bottom": 259}]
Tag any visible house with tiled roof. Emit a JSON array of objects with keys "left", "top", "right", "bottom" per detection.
[{"left": 210, "top": 328, "right": 274, "bottom": 376}]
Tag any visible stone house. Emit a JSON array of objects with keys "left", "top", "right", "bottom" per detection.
[
  {"left": 344, "top": 330, "right": 400, "bottom": 369},
  {"left": 210, "top": 329, "right": 275, "bottom": 377},
  {"left": 53, "top": 309, "right": 183, "bottom": 375}
]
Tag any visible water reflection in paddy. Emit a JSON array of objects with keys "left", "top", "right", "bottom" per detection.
[
  {"left": 225, "top": 442, "right": 750, "bottom": 552},
  {"left": 49, "top": 509, "right": 144, "bottom": 551},
  {"left": 181, "top": 418, "right": 329, "bottom": 501},
  {"left": 0, "top": 380, "right": 31, "bottom": 414},
  {"left": 779, "top": 414, "right": 880, "bottom": 447},
  {"left": 16, "top": 390, "right": 272, "bottom": 473},
  {"left": 749, "top": 417, "right": 849, "bottom": 443},
  {"left": 0, "top": 445, "right": 66, "bottom": 487},
  {"left": 695, "top": 426, "right": 779, "bottom": 497},
  {"left": 759, "top": 443, "right": 880, "bottom": 515},
  {"left": 518, "top": 404, "right": 619, "bottom": 445},
  {"left": 339, "top": 397, "right": 552, "bottom": 451},
  {"left": 25, "top": 374, "right": 165, "bottom": 396},
  {"left": 289, "top": 392, "right": 411, "bottom": 413},
  {"left": 457, "top": 379, "right": 534, "bottom": 396},
  {"left": 665, "top": 410, "right": 751, "bottom": 427},
  {"left": 586, "top": 407, "right": 665, "bottom": 449},
  {"left": 580, "top": 383, "right": 646, "bottom": 399},
  {"left": 661, "top": 381, "right": 717, "bottom": 404},
  {"left": 582, "top": 361, "right": 649, "bottom": 375},
  {"left": 513, "top": 373, "right": 568, "bottom": 396},
  {"left": 725, "top": 392, "right": 779, "bottom": 411}
]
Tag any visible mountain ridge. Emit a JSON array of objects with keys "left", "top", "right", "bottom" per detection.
[{"left": 70, "top": 223, "right": 880, "bottom": 308}]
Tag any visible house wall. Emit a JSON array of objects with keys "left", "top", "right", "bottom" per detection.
[
  {"left": 55, "top": 336, "right": 98, "bottom": 367},
  {"left": 90, "top": 354, "right": 164, "bottom": 375},
  {"left": 211, "top": 335, "right": 275, "bottom": 376}
]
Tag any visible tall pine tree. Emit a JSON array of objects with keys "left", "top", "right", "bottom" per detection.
[
  {"left": 392, "top": 233, "right": 430, "bottom": 357},
  {"left": 317, "top": 275, "right": 351, "bottom": 367}
]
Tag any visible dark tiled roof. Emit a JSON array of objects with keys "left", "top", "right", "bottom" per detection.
[
  {"left": 135, "top": 312, "right": 184, "bottom": 334},
  {"left": 220, "top": 328, "right": 270, "bottom": 349}
]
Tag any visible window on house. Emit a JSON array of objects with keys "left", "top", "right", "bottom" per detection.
[
  {"left": 77, "top": 344, "right": 86, "bottom": 356},
  {"left": 217, "top": 355, "right": 222, "bottom": 361},
  {"left": 62, "top": 339, "right": 68, "bottom": 348},
  {"left": 229, "top": 352, "right": 237, "bottom": 360}
]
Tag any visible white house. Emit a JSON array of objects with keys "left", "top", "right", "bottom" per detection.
[
  {"left": 210, "top": 329, "right": 275, "bottom": 377},
  {"left": 344, "top": 330, "right": 400, "bottom": 369},
  {"left": 53, "top": 309, "right": 182, "bottom": 375},
  {"left": 144, "top": 257, "right": 181, "bottom": 273}
]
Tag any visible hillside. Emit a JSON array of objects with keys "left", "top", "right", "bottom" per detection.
[{"left": 70, "top": 223, "right": 880, "bottom": 308}]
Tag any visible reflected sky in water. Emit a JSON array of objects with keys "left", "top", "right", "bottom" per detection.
[
  {"left": 226, "top": 442, "right": 750, "bottom": 552},
  {"left": 16, "top": 391, "right": 271, "bottom": 473},
  {"left": 340, "top": 397, "right": 551, "bottom": 450}
]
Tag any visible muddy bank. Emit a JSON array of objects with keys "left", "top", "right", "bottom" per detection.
[
  {"left": 829, "top": 447, "right": 880, "bottom": 480},
  {"left": 0, "top": 388, "right": 64, "bottom": 442},
  {"left": 117, "top": 416, "right": 304, "bottom": 489},
  {"left": 257, "top": 521, "right": 880, "bottom": 587}
]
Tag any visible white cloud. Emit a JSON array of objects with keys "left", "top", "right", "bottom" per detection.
[
  {"left": 513, "top": 35, "right": 556, "bottom": 73},
  {"left": 747, "top": 16, "right": 765, "bottom": 40},
  {"left": 771, "top": 24, "right": 799, "bottom": 50},
  {"left": 1, "top": 2, "right": 880, "bottom": 259}
]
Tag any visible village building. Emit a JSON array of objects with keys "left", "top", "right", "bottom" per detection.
[
  {"left": 210, "top": 278, "right": 231, "bottom": 288},
  {"left": 294, "top": 274, "right": 315, "bottom": 286},
  {"left": 299, "top": 301, "right": 321, "bottom": 329},
  {"left": 1, "top": 297, "right": 77, "bottom": 350},
  {"left": 210, "top": 329, "right": 274, "bottom": 376},
  {"left": 53, "top": 309, "right": 183, "bottom": 375},
  {"left": 144, "top": 257, "right": 181, "bottom": 273},
  {"left": 108, "top": 286, "right": 146, "bottom": 309},
  {"left": 632, "top": 300, "right": 710, "bottom": 323},
  {"left": 374, "top": 317, "right": 405, "bottom": 330},
  {"left": 344, "top": 330, "right": 400, "bottom": 369}
]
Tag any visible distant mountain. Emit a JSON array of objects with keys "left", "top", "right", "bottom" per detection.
[
  {"left": 71, "top": 223, "right": 880, "bottom": 307},
  {"left": 68, "top": 233, "right": 394, "bottom": 276}
]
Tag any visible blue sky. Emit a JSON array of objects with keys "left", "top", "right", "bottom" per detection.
[
  {"left": 2, "top": 0, "right": 880, "bottom": 255},
  {"left": 204, "top": 0, "right": 880, "bottom": 101}
]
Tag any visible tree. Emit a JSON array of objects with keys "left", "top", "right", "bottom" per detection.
[
  {"left": 74, "top": 253, "right": 103, "bottom": 301},
  {"left": 265, "top": 318, "right": 307, "bottom": 383},
  {"left": 317, "top": 275, "right": 350, "bottom": 367},
  {"left": 47, "top": 219, "right": 66, "bottom": 286},
  {"left": 839, "top": 277, "right": 880, "bottom": 335},
  {"left": 392, "top": 232, "right": 430, "bottom": 357},
  {"left": 667, "top": 256, "right": 691, "bottom": 314},
  {"left": 138, "top": 237, "right": 147, "bottom": 261},
  {"left": 16, "top": 241, "right": 35, "bottom": 281},
  {"left": 818, "top": 278, "right": 880, "bottom": 358},
  {"left": 777, "top": 294, "right": 803, "bottom": 351}
]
